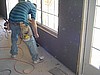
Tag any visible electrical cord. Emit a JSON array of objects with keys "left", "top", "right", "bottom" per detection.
[
  {"left": 0, "top": 69, "right": 11, "bottom": 75},
  {"left": 0, "top": 25, "right": 35, "bottom": 74},
  {"left": 14, "top": 58, "right": 35, "bottom": 74},
  {"left": 0, "top": 57, "right": 35, "bottom": 74},
  {"left": 0, "top": 43, "right": 35, "bottom": 74}
]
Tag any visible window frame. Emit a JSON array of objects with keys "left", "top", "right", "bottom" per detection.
[{"left": 28, "top": 0, "right": 59, "bottom": 37}]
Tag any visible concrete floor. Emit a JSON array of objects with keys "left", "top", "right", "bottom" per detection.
[{"left": 0, "top": 18, "right": 75, "bottom": 75}]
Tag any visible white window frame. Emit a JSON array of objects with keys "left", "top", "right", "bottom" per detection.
[{"left": 28, "top": 0, "right": 59, "bottom": 33}]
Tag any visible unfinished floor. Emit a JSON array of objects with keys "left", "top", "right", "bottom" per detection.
[{"left": 0, "top": 18, "right": 75, "bottom": 75}]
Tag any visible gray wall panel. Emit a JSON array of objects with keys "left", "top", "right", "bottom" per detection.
[
  {"left": 0, "top": 0, "right": 7, "bottom": 19},
  {"left": 37, "top": 0, "right": 83, "bottom": 73}
]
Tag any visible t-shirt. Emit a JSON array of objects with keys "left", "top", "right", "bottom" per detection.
[{"left": 9, "top": 1, "right": 36, "bottom": 26}]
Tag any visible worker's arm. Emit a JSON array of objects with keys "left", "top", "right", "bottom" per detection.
[{"left": 29, "top": 19, "right": 39, "bottom": 38}]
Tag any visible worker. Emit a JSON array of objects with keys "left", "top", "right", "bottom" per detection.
[{"left": 8, "top": 1, "right": 44, "bottom": 64}]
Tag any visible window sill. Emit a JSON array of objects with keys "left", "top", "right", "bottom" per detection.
[{"left": 37, "top": 23, "right": 58, "bottom": 38}]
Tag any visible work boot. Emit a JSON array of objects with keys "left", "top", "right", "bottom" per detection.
[
  {"left": 33, "top": 56, "right": 44, "bottom": 64},
  {"left": 11, "top": 55, "right": 17, "bottom": 58}
]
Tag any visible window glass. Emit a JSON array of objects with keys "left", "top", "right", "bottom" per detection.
[
  {"left": 42, "top": 0, "right": 58, "bottom": 31},
  {"left": 28, "top": 0, "right": 58, "bottom": 32},
  {"left": 36, "top": 10, "right": 41, "bottom": 23},
  {"left": 90, "top": 0, "right": 100, "bottom": 69},
  {"left": 28, "top": 0, "right": 41, "bottom": 22},
  {"left": 94, "top": 7, "right": 100, "bottom": 28},
  {"left": 96, "top": 0, "right": 100, "bottom": 5},
  {"left": 6, "top": 0, "right": 18, "bottom": 18}
]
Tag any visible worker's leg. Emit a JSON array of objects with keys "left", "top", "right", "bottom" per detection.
[
  {"left": 10, "top": 23, "right": 21, "bottom": 55},
  {"left": 24, "top": 36, "right": 39, "bottom": 61},
  {"left": 29, "top": 23, "right": 39, "bottom": 47}
]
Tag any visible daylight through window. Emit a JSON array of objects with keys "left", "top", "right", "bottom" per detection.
[{"left": 28, "top": 0, "right": 58, "bottom": 32}]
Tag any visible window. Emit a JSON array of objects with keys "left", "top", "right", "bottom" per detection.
[
  {"left": 90, "top": 0, "right": 100, "bottom": 69},
  {"left": 28, "top": 0, "right": 59, "bottom": 32},
  {"left": 6, "top": 0, "right": 18, "bottom": 18}
]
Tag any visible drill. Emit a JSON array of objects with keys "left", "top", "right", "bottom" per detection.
[{"left": 20, "top": 23, "right": 32, "bottom": 41}]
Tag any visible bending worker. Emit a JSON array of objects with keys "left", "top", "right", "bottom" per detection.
[{"left": 8, "top": 1, "right": 43, "bottom": 64}]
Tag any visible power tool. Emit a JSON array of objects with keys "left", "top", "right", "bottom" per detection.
[{"left": 20, "top": 23, "right": 32, "bottom": 41}]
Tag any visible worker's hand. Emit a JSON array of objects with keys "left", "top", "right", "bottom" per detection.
[{"left": 34, "top": 33, "right": 39, "bottom": 38}]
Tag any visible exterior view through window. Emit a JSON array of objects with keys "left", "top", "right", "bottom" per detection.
[
  {"left": 90, "top": 0, "right": 100, "bottom": 69},
  {"left": 6, "top": 0, "right": 18, "bottom": 18},
  {"left": 28, "top": 0, "right": 58, "bottom": 32}
]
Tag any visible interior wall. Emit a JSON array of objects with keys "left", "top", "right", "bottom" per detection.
[
  {"left": 0, "top": 0, "right": 84, "bottom": 73},
  {"left": 0, "top": 0, "right": 7, "bottom": 19},
  {"left": 37, "top": 0, "right": 84, "bottom": 73}
]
